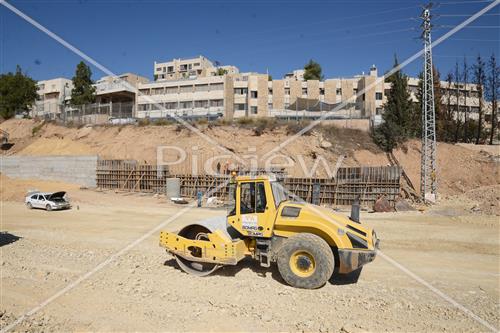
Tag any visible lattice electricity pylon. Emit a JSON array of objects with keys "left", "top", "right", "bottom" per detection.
[{"left": 420, "top": 5, "right": 438, "bottom": 202}]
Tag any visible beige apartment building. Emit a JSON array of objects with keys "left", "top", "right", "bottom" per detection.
[
  {"left": 33, "top": 56, "right": 498, "bottom": 129},
  {"left": 31, "top": 73, "right": 149, "bottom": 120},
  {"left": 33, "top": 78, "right": 73, "bottom": 118},
  {"left": 154, "top": 55, "right": 238, "bottom": 81},
  {"left": 136, "top": 59, "right": 385, "bottom": 124}
]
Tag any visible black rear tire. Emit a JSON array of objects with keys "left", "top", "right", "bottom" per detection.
[
  {"left": 27, "top": 202, "right": 32, "bottom": 209},
  {"left": 277, "top": 233, "right": 334, "bottom": 289},
  {"left": 46, "top": 204, "right": 52, "bottom": 211}
]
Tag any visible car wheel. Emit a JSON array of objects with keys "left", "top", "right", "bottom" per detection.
[
  {"left": 277, "top": 233, "right": 334, "bottom": 289},
  {"left": 46, "top": 204, "right": 52, "bottom": 211},
  {"left": 27, "top": 202, "right": 33, "bottom": 209}
]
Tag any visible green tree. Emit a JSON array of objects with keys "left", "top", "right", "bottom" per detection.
[
  {"left": 473, "top": 54, "right": 486, "bottom": 144},
  {"left": 453, "top": 61, "right": 462, "bottom": 142},
  {"left": 216, "top": 68, "right": 228, "bottom": 76},
  {"left": 462, "top": 57, "right": 470, "bottom": 142},
  {"left": 416, "top": 65, "right": 447, "bottom": 140},
  {"left": 487, "top": 54, "right": 499, "bottom": 145},
  {"left": 0, "top": 65, "right": 37, "bottom": 119},
  {"left": 70, "top": 61, "right": 95, "bottom": 106},
  {"left": 303, "top": 60, "right": 323, "bottom": 81},
  {"left": 372, "top": 56, "right": 413, "bottom": 151}
]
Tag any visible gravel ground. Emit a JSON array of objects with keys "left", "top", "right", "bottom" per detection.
[{"left": 1, "top": 193, "right": 499, "bottom": 332}]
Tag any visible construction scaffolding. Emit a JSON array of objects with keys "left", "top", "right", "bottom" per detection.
[{"left": 97, "top": 159, "right": 401, "bottom": 207}]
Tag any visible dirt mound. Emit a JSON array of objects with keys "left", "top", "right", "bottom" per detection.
[
  {"left": 355, "top": 140, "right": 499, "bottom": 196},
  {"left": 463, "top": 185, "right": 500, "bottom": 216},
  {"left": 0, "top": 118, "right": 37, "bottom": 139},
  {"left": 1, "top": 119, "right": 498, "bottom": 196},
  {"left": 17, "top": 137, "right": 96, "bottom": 156},
  {"left": 0, "top": 174, "right": 81, "bottom": 202}
]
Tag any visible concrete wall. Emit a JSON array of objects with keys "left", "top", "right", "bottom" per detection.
[{"left": 1, "top": 155, "right": 98, "bottom": 187}]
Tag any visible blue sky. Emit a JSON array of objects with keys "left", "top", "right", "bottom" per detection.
[{"left": 1, "top": 0, "right": 498, "bottom": 82}]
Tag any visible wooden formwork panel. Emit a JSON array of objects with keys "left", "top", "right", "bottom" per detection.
[{"left": 96, "top": 160, "right": 401, "bottom": 207}]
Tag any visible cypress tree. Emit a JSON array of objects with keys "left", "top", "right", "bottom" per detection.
[
  {"left": 70, "top": 61, "right": 96, "bottom": 106},
  {"left": 372, "top": 56, "right": 413, "bottom": 151}
]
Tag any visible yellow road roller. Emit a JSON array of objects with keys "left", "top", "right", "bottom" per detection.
[{"left": 159, "top": 175, "right": 379, "bottom": 289}]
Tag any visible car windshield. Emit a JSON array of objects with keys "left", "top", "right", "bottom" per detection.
[{"left": 271, "top": 181, "right": 288, "bottom": 208}]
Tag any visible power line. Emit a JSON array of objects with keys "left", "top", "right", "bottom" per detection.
[
  {"left": 438, "top": 12, "right": 500, "bottom": 16},
  {"left": 440, "top": 24, "right": 500, "bottom": 27},
  {"left": 225, "top": 27, "right": 416, "bottom": 59},
  {"left": 439, "top": 0, "right": 495, "bottom": 4},
  {"left": 448, "top": 37, "right": 499, "bottom": 41},
  {"left": 231, "top": 4, "right": 420, "bottom": 39},
  {"left": 239, "top": 18, "right": 416, "bottom": 48}
]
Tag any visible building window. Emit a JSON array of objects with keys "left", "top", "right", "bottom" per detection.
[
  {"left": 284, "top": 103, "right": 290, "bottom": 109},
  {"left": 164, "top": 102, "right": 177, "bottom": 110},
  {"left": 165, "top": 86, "right": 178, "bottom": 94},
  {"left": 268, "top": 103, "right": 273, "bottom": 109},
  {"left": 376, "top": 92, "right": 383, "bottom": 100},
  {"left": 180, "top": 64, "right": 188, "bottom": 71},
  {"left": 193, "top": 63, "right": 200, "bottom": 67},
  {"left": 336, "top": 88, "right": 342, "bottom": 95},
  {"left": 251, "top": 91, "right": 258, "bottom": 99},
  {"left": 179, "top": 85, "right": 193, "bottom": 93},
  {"left": 302, "top": 88, "right": 307, "bottom": 95},
  {"left": 353, "top": 88, "right": 358, "bottom": 95},
  {"left": 251, "top": 106, "right": 258, "bottom": 114},
  {"left": 167, "top": 66, "right": 174, "bottom": 73},
  {"left": 139, "top": 89, "right": 150, "bottom": 95},
  {"left": 156, "top": 67, "right": 162, "bottom": 72},
  {"left": 210, "top": 83, "right": 224, "bottom": 91},
  {"left": 195, "top": 84, "right": 209, "bottom": 92},
  {"left": 195, "top": 100, "right": 209, "bottom": 108},
  {"left": 320, "top": 88, "right": 325, "bottom": 95},
  {"left": 152, "top": 87, "right": 164, "bottom": 95},
  {"left": 150, "top": 103, "right": 162, "bottom": 110},
  {"left": 234, "top": 88, "right": 248, "bottom": 95},
  {"left": 376, "top": 107, "right": 383, "bottom": 115},
  {"left": 210, "top": 99, "right": 224, "bottom": 107},
  {"left": 234, "top": 103, "right": 246, "bottom": 111},
  {"left": 285, "top": 88, "right": 290, "bottom": 95},
  {"left": 180, "top": 101, "right": 193, "bottom": 109},
  {"left": 138, "top": 104, "right": 149, "bottom": 111},
  {"left": 268, "top": 88, "right": 273, "bottom": 95}
]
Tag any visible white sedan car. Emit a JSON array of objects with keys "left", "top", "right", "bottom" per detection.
[{"left": 25, "top": 192, "right": 71, "bottom": 211}]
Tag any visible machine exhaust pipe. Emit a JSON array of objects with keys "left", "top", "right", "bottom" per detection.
[{"left": 350, "top": 196, "right": 360, "bottom": 223}]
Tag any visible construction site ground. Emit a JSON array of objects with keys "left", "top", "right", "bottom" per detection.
[{"left": 1, "top": 180, "right": 499, "bottom": 332}]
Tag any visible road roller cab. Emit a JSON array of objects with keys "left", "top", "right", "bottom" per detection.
[{"left": 159, "top": 175, "right": 379, "bottom": 289}]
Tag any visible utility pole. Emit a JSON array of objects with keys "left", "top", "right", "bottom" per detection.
[{"left": 420, "top": 4, "right": 437, "bottom": 202}]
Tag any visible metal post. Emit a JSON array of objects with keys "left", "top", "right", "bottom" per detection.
[{"left": 420, "top": 5, "right": 438, "bottom": 202}]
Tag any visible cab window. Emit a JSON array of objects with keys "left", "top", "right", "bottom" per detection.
[
  {"left": 256, "top": 182, "right": 266, "bottom": 213},
  {"left": 240, "top": 182, "right": 255, "bottom": 214},
  {"left": 240, "top": 182, "right": 266, "bottom": 214}
]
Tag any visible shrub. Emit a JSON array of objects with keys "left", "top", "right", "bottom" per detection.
[
  {"left": 31, "top": 122, "right": 44, "bottom": 136},
  {"left": 285, "top": 120, "right": 312, "bottom": 136},
  {"left": 138, "top": 118, "right": 150, "bottom": 127}
]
